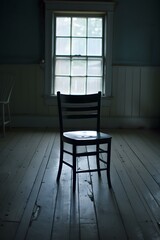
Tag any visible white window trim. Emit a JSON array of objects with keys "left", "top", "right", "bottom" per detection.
[{"left": 44, "top": 1, "right": 115, "bottom": 105}]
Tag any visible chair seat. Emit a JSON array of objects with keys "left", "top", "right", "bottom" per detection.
[{"left": 63, "top": 130, "right": 112, "bottom": 145}]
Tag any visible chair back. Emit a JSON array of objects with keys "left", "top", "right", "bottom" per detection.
[{"left": 57, "top": 91, "right": 101, "bottom": 134}]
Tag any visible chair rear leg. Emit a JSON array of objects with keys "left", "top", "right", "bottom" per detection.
[
  {"left": 57, "top": 140, "right": 64, "bottom": 182},
  {"left": 107, "top": 141, "right": 112, "bottom": 188},
  {"left": 72, "top": 145, "right": 76, "bottom": 192},
  {"left": 96, "top": 144, "right": 101, "bottom": 177}
]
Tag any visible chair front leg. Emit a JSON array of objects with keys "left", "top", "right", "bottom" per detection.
[
  {"left": 7, "top": 103, "right": 11, "bottom": 128},
  {"left": 57, "top": 139, "right": 64, "bottom": 182},
  {"left": 107, "top": 140, "right": 112, "bottom": 188},
  {"left": 2, "top": 103, "right": 5, "bottom": 136}
]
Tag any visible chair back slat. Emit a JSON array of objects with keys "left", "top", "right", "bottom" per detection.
[
  {"left": 61, "top": 94, "right": 100, "bottom": 104},
  {"left": 63, "top": 113, "right": 99, "bottom": 119},
  {"left": 57, "top": 91, "right": 101, "bottom": 133},
  {"left": 62, "top": 106, "right": 98, "bottom": 112}
]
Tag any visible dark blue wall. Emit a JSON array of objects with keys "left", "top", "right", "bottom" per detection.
[
  {"left": 0, "top": 0, "right": 44, "bottom": 63},
  {"left": 113, "top": 0, "right": 160, "bottom": 65},
  {"left": 0, "top": 0, "right": 160, "bottom": 65}
]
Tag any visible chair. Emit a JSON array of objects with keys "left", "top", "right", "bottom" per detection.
[
  {"left": 0, "top": 77, "right": 14, "bottom": 136},
  {"left": 56, "top": 91, "right": 112, "bottom": 192}
]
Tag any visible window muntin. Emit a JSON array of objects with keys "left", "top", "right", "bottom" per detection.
[{"left": 53, "top": 15, "right": 104, "bottom": 95}]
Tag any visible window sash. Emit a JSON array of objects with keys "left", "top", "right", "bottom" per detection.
[
  {"left": 53, "top": 56, "right": 103, "bottom": 94},
  {"left": 53, "top": 14, "right": 104, "bottom": 95}
]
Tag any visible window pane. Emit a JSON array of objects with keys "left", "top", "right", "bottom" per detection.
[
  {"left": 71, "top": 77, "right": 86, "bottom": 94},
  {"left": 72, "top": 18, "right": 86, "bottom": 37},
  {"left": 87, "top": 77, "right": 102, "bottom": 94},
  {"left": 72, "top": 38, "right": 86, "bottom": 55},
  {"left": 55, "top": 59, "right": 70, "bottom": 75},
  {"left": 56, "top": 17, "right": 71, "bottom": 36},
  {"left": 88, "top": 18, "right": 102, "bottom": 37},
  {"left": 54, "top": 77, "right": 70, "bottom": 94},
  {"left": 56, "top": 38, "right": 70, "bottom": 55},
  {"left": 71, "top": 60, "right": 86, "bottom": 76},
  {"left": 88, "top": 60, "right": 102, "bottom": 76},
  {"left": 87, "top": 38, "right": 102, "bottom": 56}
]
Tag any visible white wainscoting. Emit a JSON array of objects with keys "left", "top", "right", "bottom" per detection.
[{"left": 0, "top": 64, "right": 160, "bottom": 128}]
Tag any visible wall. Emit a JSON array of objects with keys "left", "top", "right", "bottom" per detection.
[
  {"left": 0, "top": 65, "right": 160, "bottom": 128},
  {"left": 0, "top": 0, "right": 43, "bottom": 64},
  {"left": 0, "top": 0, "right": 160, "bottom": 128},
  {"left": 113, "top": 0, "right": 160, "bottom": 65},
  {"left": 1, "top": 0, "right": 160, "bottom": 65}
]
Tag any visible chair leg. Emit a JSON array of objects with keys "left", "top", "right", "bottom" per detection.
[
  {"left": 57, "top": 140, "right": 64, "bottom": 182},
  {"left": 7, "top": 103, "right": 11, "bottom": 128},
  {"left": 72, "top": 145, "right": 76, "bottom": 192},
  {"left": 96, "top": 144, "right": 101, "bottom": 177},
  {"left": 107, "top": 141, "right": 112, "bottom": 188},
  {"left": 2, "top": 103, "right": 5, "bottom": 137}
]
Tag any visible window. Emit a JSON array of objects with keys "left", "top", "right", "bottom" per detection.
[
  {"left": 44, "top": 1, "right": 115, "bottom": 102},
  {"left": 54, "top": 15, "right": 103, "bottom": 95}
]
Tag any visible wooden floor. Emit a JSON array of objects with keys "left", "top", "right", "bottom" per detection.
[{"left": 0, "top": 128, "right": 160, "bottom": 240}]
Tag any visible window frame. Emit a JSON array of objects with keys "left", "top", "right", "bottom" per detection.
[
  {"left": 54, "top": 13, "right": 104, "bottom": 95},
  {"left": 44, "top": 0, "right": 115, "bottom": 104}
]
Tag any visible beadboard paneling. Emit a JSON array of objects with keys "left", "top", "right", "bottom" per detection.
[
  {"left": 0, "top": 64, "right": 160, "bottom": 128},
  {"left": 111, "top": 66, "right": 141, "bottom": 117},
  {"left": 111, "top": 66, "right": 160, "bottom": 118}
]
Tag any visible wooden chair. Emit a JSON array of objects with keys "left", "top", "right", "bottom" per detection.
[
  {"left": 0, "top": 77, "right": 14, "bottom": 136},
  {"left": 56, "top": 91, "right": 112, "bottom": 192}
]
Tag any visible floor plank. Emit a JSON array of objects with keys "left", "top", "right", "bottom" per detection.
[
  {"left": 26, "top": 133, "right": 59, "bottom": 240},
  {"left": 0, "top": 128, "right": 160, "bottom": 240},
  {"left": 15, "top": 131, "right": 56, "bottom": 240},
  {"left": 112, "top": 133, "right": 160, "bottom": 239}
]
